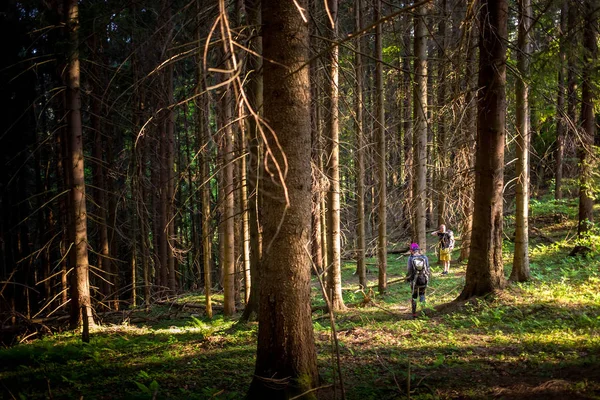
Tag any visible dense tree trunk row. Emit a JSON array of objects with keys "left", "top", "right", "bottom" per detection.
[{"left": 1, "top": 0, "right": 598, "bottom": 392}]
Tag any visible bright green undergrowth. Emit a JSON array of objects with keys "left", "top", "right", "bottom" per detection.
[{"left": 1, "top": 199, "right": 599, "bottom": 399}]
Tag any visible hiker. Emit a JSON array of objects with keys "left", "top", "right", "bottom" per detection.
[
  {"left": 431, "top": 224, "right": 454, "bottom": 275},
  {"left": 406, "top": 243, "right": 430, "bottom": 318}
]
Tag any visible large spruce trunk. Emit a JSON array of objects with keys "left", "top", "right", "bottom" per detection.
[
  {"left": 458, "top": 0, "right": 507, "bottom": 300},
  {"left": 247, "top": 0, "right": 319, "bottom": 396}
]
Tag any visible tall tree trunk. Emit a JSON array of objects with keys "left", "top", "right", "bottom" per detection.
[
  {"left": 217, "top": 0, "right": 236, "bottom": 315},
  {"left": 195, "top": 0, "right": 213, "bottom": 319},
  {"left": 578, "top": 0, "right": 597, "bottom": 236},
  {"left": 56, "top": 100, "right": 70, "bottom": 308},
  {"left": 219, "top": 2, "right": 237, "bottom": 314},
  {"left": 402, "top": 18, "right": 414, "bottom": 240},
  {"left": 162, "top": 0, "right": 177, "bottom": 293},
  {"left": 325, "top": 0, "right": 346, "bottom": 311},
  {"left": 159, "top": 117, "right": 169, "bottom": 292},
  {"left": 310, "top": 0, "right": 324, "bottom": 280},
  {"left": 137, "top": 149, "right": 151, "bottom": 307},
  {"left": 201, "top": 88, "right": 214, "bottom": 319},
  {"left": 566, "top": 3, "right": 579, "bottom": 176},
  {"left": 166, "top": 62, "right": 177, "bottom": 293},
  {"left": 156, "top": 0, "right": 173, "bottom": 296},
  {"left": 355, "top": 0, "right": 367, "bottom": 290},
  {"left": 458, "top": 0, "right": 507, "bottom": 300},
  {"left": 247, "top": 0, "right": 319, "bottom": 396},
  {"left": 459, "top": 9, "right": 477, "bottom": 263},
  {"left": 130, "top": 119, "right": 139, "bottom": 305},
  {"left": 65, "top": 0, "right": 93, "bottom": 340},
  {"left": 427, "top": 32, "right": 436, "bottom": 231},
  {"left": 240, "top": 0, "right": 262, "bottom": 322},
  {"left": 130, "top": 3, "right": 144, "bottom": 306},
  {"left": 374, "top": 0, "right": 387, "bottom": 294},
  {"left": 414, "top": 3, "right": 428, "bottom": 249},
  {"left": 240, "top": 128, "right": 251, "bottom": 305},
  {"left": 106, "top": 130, "right": 120, "bottom": 309},
  {"left": 318, "top": 73, "right": 328, "bottom": 273},
  {"left": 221, "top": 81, "right": 236, "bottom": 316},
  {"left": 511, "top": 0, "right": 531, "bottom": 282},
  {"left": 183, "top": 103, "right": 200, "bottom": 286},
  {"left": 436, "top": 0, "right": 448, "bottom": 226},
  {"left": 90, "top": 59, "right": 111, "bottom": 308},
  {"left": 555, "top": 1, "right": 567, "bottom": 200},
  {"left": 152, "top": 132, "right": 162, "bottom": 290}
]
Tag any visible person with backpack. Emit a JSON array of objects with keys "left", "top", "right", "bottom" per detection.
[
  {"left": 406, "top": 243, "right": 430, "bottom": 318},
  {"left": 431, "top": 224, "right": 454, "bottom": 275}
]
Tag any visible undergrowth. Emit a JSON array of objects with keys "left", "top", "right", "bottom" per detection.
[{"left": 1, "top": 199, "right": 599, "bottom": 400}]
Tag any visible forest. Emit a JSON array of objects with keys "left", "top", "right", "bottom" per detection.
[{"left": 0, "top": 0, "right": 599, "bottom": 398}]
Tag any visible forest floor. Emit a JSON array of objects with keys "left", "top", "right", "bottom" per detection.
[{"left": 1, "top": 197, "right": 599, "bottom": 400}]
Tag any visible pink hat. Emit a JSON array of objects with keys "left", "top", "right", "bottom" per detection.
[{"left": 410, "top": 243, "right": 419, "bottom": 251}]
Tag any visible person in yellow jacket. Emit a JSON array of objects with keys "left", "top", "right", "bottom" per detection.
[{"left": 431, "top": 224, "right": 454, "bottom": 275}]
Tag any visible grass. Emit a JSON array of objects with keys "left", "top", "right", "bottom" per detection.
[{"left": 1, "top": 199, "right": 599, "bottom": 399}]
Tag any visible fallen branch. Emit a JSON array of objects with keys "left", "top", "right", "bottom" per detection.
[
  {"left": 155, "top": 300, "right": 224, "bottom": 313},
  {"left": 531, "top": 226, "right": 556, "bottom": 243}
]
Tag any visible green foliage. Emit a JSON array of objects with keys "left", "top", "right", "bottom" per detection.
[
  {"left": 530, "top": 197, "right": 577, "bottom": 219},
  {"left": 134, "top": 375, "right": 159, "bottom": 396},
  {"left": 382, "top": 44, "right": 403, "bottom": 64},
  {"left": 1, "top": 198, "right": 599, "bottom": 399}
]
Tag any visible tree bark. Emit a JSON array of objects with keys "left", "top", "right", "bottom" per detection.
[
  {"left": 414, "top": 3, "right": 428, "bottom": 249},
  {"left": 240, "top": 126, "right": 251, "bottom": 305},
  {"left": 458, "top": 0, "right": 507, "bottom": 300},
  {"left": 436, "top": 0, "right": 448, "bottom": 226},
  {"left": 240, "top": 0, "right": 262, "bottom": 322},
  {"left": 555, "top": 1, "right": 567, "bottom": 200},
  {"left": 374, "top": 0, "right": 387, "bottom": 294},
  {"left": 459, "top": 3, "right": 478, "bottom": 263},
  {"left": 166, "top": 62, "right": 177, "bottom": 293},
  {"left": 355, "top": 0, "right": 367, "bottom": 290},
  {"left": 195, "top": 0, "right": 214, "bottom": 319},
  {"left": 325, "top": 0, "right": 346, "bottom": 311},
  {"left": 402, "top": 17, "right": 414, "bottom": 240},
  {"left": 247, "top": 0, "right": 319, "bottom": 396},
  {"left": 159, "top": 118, "right": 169, "bottom": 292},
  {"left": 578, "top": 0, "right": 597, "bottom": 236},
  {"left": 310, "top": 0, "right": 324, "bottom": 279},
  {"left": 200, "top": 85, "right": 213, "bottom": 319},
  {"left": 566, "top": 2, "right": 579, "bottom": 180},
  {"left": 511, "top": 0, "right": 531, "bottom": 282},
  {"left": 65, "top": 0, "right": 93, "bottom": 339},
  {"left": 221, "top": 76, "right": 236, "bottom": 316}
]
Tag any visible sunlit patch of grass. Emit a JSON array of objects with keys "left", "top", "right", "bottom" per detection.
[
  {"left": 0, "top": 312, "right": 256, "bottom": 400},
  {"left": 530, "top": 197, "right": 578, "bottom": 218},
  {"left": 172, "top": 292, "right": 227, "bottom": 305}
]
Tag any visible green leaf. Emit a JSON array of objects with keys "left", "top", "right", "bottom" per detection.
[
  {"left": 134, "top": 381, "right": 150, "bottom": 394},
  {"left": 149, "top": 380, "right": 159, "bottom": 391}
]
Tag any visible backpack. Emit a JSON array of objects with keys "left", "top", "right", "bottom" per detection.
[
  {"left": 440, "top": 230, "right": 455, "bottom": 250},
  {"left": 411, "top": 256, "right": 429, "bottom": 287}
]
